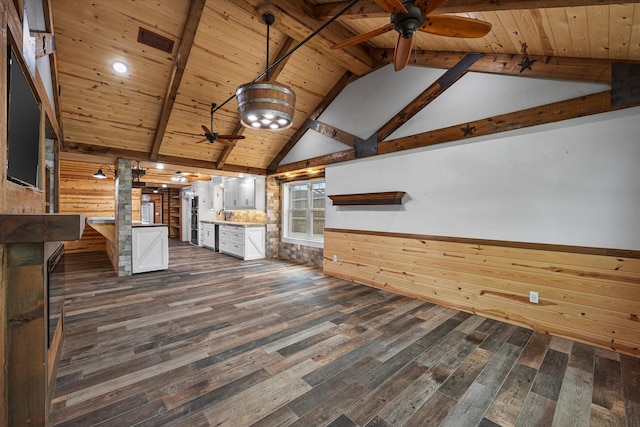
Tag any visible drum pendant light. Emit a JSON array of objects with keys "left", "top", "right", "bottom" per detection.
[{"left": 236, "top": 13, "right": 295, "bottom": 130}]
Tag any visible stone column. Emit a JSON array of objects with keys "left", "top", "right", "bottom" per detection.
[
  {"left": 265, "top": 176, "right": 280, "bottom": 258},
  {"left": 115, "top": 159, "right": 132, "bottom": 276}
]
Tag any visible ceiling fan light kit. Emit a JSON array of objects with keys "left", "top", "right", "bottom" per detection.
[
  {"left": 392, "top": 1, "right": 424, "bottom": 39},
  {"left": 170, "top": 171, "right": 188, "bottom": 183}
]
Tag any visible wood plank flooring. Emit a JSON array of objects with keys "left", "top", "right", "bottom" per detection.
[{"left": 49, "top": 241, "right": 640, "bottom": 426}]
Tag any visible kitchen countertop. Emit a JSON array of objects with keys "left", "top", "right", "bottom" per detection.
[
  {"left": 201, "top": 220, "right": 266, "bottom": 227},
  {"left": 86, "top": 217, "right": 167, "bottom": 227},
  {"left": 132, "top": 222, "right": 167, "bottom": 228},
  {"left": 86, "top": 216, "right": 115, "bottom": 224}
]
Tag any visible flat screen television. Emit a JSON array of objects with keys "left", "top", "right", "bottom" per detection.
[{"left": 7, "top": 45, "right": 41, "bottom": 188}]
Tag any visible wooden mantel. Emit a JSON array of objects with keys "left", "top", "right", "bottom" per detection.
[
  {"left": 0, "top": 214, "right": 85, "bottom": 243},
  {"left": 328, "top": 191, "right": 406, "bottom": 206}
]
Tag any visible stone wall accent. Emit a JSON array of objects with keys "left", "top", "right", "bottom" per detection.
[
  {"left": 265, "top": 176, "right": 323, "bottom": 267},
  {"left": 278, "top": 241, "right": 324, "bottom": 267},
  {"left": 115, "top": 159, "right": 132, "bottom": 277},
  {"left": 218, "top": 209, "right": 267, "bottom": 224}
]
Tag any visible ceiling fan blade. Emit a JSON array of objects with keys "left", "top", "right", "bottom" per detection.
[
  {"left": 332, "top": 23, "right": 394, "bottom": 50},
  {"left": 419, "top": 15, "right": 492, "bottom": 38},
  {"left": 414, "top": 0, "right": 447, "bottom": 15},
  {"left": 217, "top": 135, "right": 245, "bottom": 140},
  {"left": 201, "top": 125, "right": 214, "bottom": 137},
  {"left": 374, "top": 0, "right": 408, "bottom": 14},
  {"left": 394, "top": 34, "right": 414, "bottom": 72},
  {"left": 194, "top": 138, "right": 208, "bottom": 144}
]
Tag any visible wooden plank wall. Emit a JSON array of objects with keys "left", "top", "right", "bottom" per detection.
[
  {"left": 60, "top": 160, "right": 114, "bottom": 253},
  {"left": 323, "top": 229, "right": 640, "bottom": 357},
  {"left": 60, "top": 159, "right": 141, "bottom": 253}
]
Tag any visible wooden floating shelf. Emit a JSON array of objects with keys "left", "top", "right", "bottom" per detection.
[{"left": 328, "top": 191, "right": 406, "bottom": 206}]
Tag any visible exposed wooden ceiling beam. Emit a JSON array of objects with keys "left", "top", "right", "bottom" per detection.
[
  {"left": 306, "top": 119, "right": 358, "bottom": 147},
  {"left": 149, "top": 0, "right": 206, "bottom": 161},
  {"left": 373, "top": 50, "right": 627, "bottom": 83},
  {"left": 304, "top": 54, "right": 482, "bottom": 155},
  {"left": 230, "top": 0, "right": 373, "bottom": 75},
  {"left": 276, "top": 90, "right": 638, "bottom": 174},
  {"left": 376, "top": 53, "right": 483, "bottom": 143},
  {"left": 429, "top": 0, "right": 640, "bottom": 13},
  {"left": 63, "top": 141, "right": 268, "bottom": 175},
  {"left": 275, "top": 150, "right": 355, "bottom": 174},
  {"left": 379, "top": 90, "right": 631, "bottom": 154},
  {"left": 314, "top": 0, "right": 640, "bottom": 20},
  {"left": 267, "top": 71, "right": 358, "bottom": 172}
]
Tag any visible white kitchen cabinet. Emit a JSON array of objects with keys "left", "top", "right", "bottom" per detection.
[
  {"left": 202, "top": 222, "right": 215, "bottom": 249},
  {"left": 223, "top": 177, "right": 255, "bottom": 209},
  {"left": 132, "top": 225, "right": 168, "bottom": 273},
  {"left": 218, "top": 224, "right": 265, "bottom": 260}
]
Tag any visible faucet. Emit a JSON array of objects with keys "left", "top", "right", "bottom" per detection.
[{"left": 218, "top": 209, "right": 230, "bottom": 221}]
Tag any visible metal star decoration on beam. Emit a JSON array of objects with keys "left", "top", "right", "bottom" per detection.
[
  {"left": 518, "top": 56, "right": 536, "bottom": 73},
  {"left": 461, "top": 124, "right": 476, "bottom": 136}
]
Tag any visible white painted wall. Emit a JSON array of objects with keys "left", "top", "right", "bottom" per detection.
[
  {"left": 280, "top": 64, "right": 608, "bottom": 166},
  {"left": 326, "top": 107, "right": 640, "bottom": 250}
]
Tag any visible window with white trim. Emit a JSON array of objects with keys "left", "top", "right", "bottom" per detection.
[{"left": 282, "top": 179, "right": 325, "bottom": 247}]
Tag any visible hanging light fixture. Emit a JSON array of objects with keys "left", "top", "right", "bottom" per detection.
[
  {"left": 93, "top": 164, "right": 116, "bottom": 179},
  {"left": 236, "top": 13, "right": 295, "bottom": 130},
  {"left": 170, "top": 171, "right": 188, "bottom": 183}
]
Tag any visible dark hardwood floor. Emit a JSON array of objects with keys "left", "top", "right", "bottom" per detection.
[{"left": 49, "top": 241, "right": 639, "bottom": 426}]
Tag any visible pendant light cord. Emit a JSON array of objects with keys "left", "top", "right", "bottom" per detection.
[
  {"left": 213, "top": 0, "right": 361, "bottom": 113},
  {"left": 265, "top": 13, "right": 273, "bottom": 82}
]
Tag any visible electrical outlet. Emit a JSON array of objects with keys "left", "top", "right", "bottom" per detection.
[
  {"left": 529, "top": 291, "right": 539, "bottom": 304},
  {"left": 332, "top": 255, "right": 338, "bottom": 262}
]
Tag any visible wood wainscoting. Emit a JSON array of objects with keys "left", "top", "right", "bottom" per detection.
[{"left": 323, "top": 229, "right": 640, "bottom": 357}]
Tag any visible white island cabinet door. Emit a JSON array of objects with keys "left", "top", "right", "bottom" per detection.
[
  {"left": 132, "top": 226, "right": 168, "bottom": 273},
  {"left": 244, "top": 226, "right": 266, "bottom": 260}
]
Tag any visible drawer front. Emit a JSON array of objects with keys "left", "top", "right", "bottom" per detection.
[
  {"left": 219, "top": 226, "right": 244, "bottom": 243},
  {"left": 219, "top": 225, "right": 245, "bottom": 257},
  {"left": 219, "top": 240, "right": 244, "bottom": 257}
]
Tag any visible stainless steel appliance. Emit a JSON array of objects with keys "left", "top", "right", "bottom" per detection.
[{"left": 190, "top": 196, "right": 199, "bottom": 244}]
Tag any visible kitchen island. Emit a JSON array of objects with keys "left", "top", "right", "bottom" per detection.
[{"left": 86, "top": 217, "right": 168, "bottom": 273}]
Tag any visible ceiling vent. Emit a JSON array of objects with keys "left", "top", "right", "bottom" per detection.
[{"left": 137, "top": 27, "right": 175, "bottom": 54}]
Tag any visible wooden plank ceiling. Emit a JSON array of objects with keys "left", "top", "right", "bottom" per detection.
[{"left": 50, "top": 0, "right": 640, "bottom": 184}]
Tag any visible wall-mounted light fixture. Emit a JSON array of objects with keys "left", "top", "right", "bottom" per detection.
[{"left": 93, "top": 165, "right": 116, "bottom": 179}]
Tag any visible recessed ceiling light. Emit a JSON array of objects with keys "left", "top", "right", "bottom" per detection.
[
  {"left": 156, "top": 163, "right": 165, "bottom": 169},
  {"left": 112, "top": 61, "right": 128, "bottom": 73}
]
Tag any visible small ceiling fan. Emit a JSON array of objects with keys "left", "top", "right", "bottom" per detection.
[
  {"left": 179, "top": 103, "right": 245, "bottom": 146},
  {"left": 332, "top": 0, "right": 492, "bottom": 71}
]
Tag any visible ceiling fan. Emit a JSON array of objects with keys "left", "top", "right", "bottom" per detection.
[
  {"left": 178, "top": 103, "right": 246, "bottom": 146},
  {"left": 332, "top": 0, "right": 492, "bottom": 71}
]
